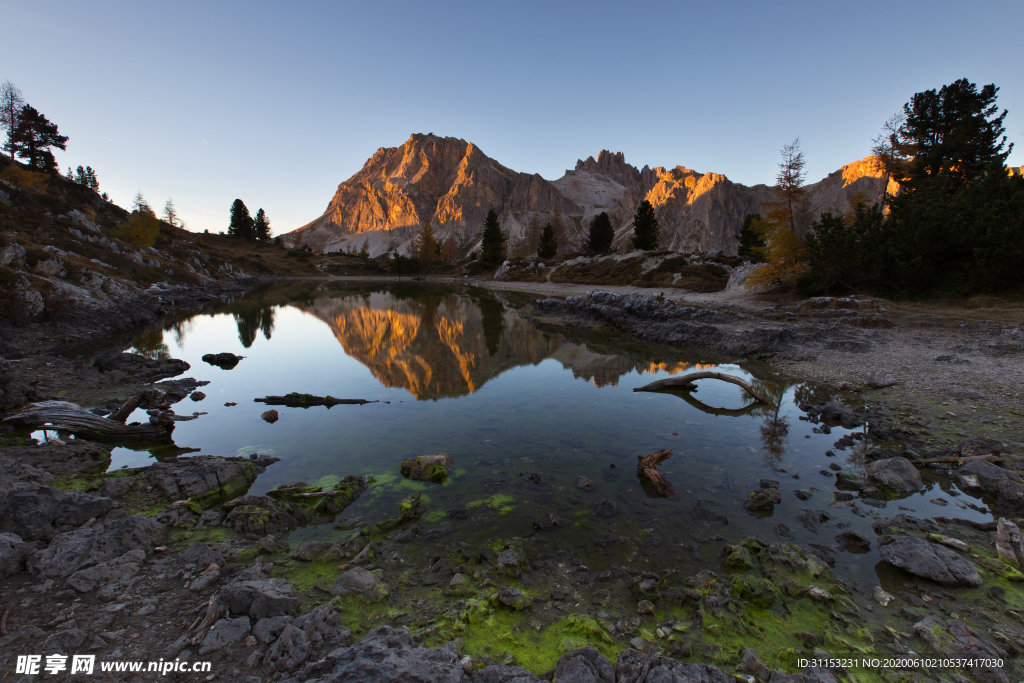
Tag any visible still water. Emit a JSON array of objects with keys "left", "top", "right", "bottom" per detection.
[{"left": 117, "top": 281, "right": 982, "bottom": 584}]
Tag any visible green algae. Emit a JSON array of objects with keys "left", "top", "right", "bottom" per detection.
[{"left": 466, "top": 493, "right": 516, "bottom": 511}]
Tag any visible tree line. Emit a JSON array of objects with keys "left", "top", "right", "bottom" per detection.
[
  {"left": 741, "top": 78, "right": 1022, "bottom": 297},
  {"left": 227, "top": 199, "right": 271, "bottom": 241}
]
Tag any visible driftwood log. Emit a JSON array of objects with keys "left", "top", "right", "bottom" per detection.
[
  {"left": 909, "top": 454, "right": 1000, "bottom": 466},
  {"left": 254, "top": 393, "right": 379, "bottom": 408},
  {"left": 675, "top": 390, "right": 761, "bottom": 418},
  {"left": 3, "top": 400, "right": 176, "bottom": 441},
  {"left": 637, "top": 449, "right": 675, "bottom": 497},
  {"left": 633, "top": 371, "right": 774, "bottom": 405},
  {"left": 107, "top": 388, "right": 170, "bottom": 422}
]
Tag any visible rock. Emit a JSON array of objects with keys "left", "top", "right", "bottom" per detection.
[
  {"left": 291, "top": 541, "right": 331, "bottom": 562},
  {"left": 0, "top": 455, "right": 55, "bottom": 498},
  {"left": 329, "top": 567, "right": 388, "bottom": 602},
  {"left": 497, "top": 586, "right": 533, "bottom": 610},
  {"left": 959, "top": 436, "right": 1003, "bottom": 458},
  {"left": 99, "top": 477, "right": 135, "bottom": 498},
  {"left": 795, "top": 509, "right": 830, "bottom": 534},
  {"left": 92, "top": 351, "right": 189, "bottom": 381},
  {"left": 0, "top": 442, "right": 111, "bottom": 478},
  {"left": 615, "top": 649, "right": 734, "bottom": 683},
  {"left": 877, "top": 535, "right": 981, "bottom": 587},
  {"left": 0, "top": 242, "right": 26, "bottom": 266},
  {"left": 794, "top": 489, "right": 813, "bottom": 501},
  {"left": 0, "top": 532, "right": 36, "bottom": 578},
  {"left": 202, "top": 352, "right": 244, "bottom": 370},
  {"left": 264, "top": 624, "right": 310, "bottom": 672},
  {"left": 307, "top": 625, "right": 466, "bottom": 681},
  {"left": 912, "top": 616, "right": 1008, "bottom": 683},
  {"left": 721, "top": 544, "right": 756, "bottom": 570},
  {"left": 992, "top": 479, "right": 1024, "bottom": 516},
  {"left": 252, "top": 615, "right": 294, "bottom": 645},
  {"left": 261, "top": 410, "right": 279, "bottom": 423},
  {"left": 400, "top": 453, "right": 454, "bottom": 483},
  {"left": 958, "top": 458, "right": 1022, "bottom": 489},
  {"left": 926, "top": 533, "right": 970, "bottom": 552},
  {"left": 190, "top": 391, "right": 206, "bottom": 401},
  {"left": 220, "top": 578, "right": 301, "bottom": 619},
  {"left": 767, "top": 668, "right": 840, "bottom": 683},
  {"left": 154, "top": 377, "right": 211, "bottom": 403},
  {"left": 595, "top": 499, "right": 618, "bottom": 518},
  {"left": 553, "top": 645, "right": 614, "bottom": 683},
  {"left": 864, "top": 457, "right": 922, "bottom": 493},
  {"left": 996, "top": 518, "right": 1024, "bottom": 569},
  {"left": 739, "top": 647, "right": 771, "bottom": 682},
  {"left": 294, "top": 604, "right": 348, "bottom": 647},
  {"left": 148, "top": 454, "right": 277, "bottom": 505},
  {"left": 817, "top": 401, "right": 860, "bottom": 428},
  {"left": 872, "top": 586, "right": 893, "bottom": 606},
  {"left": 576, "top": 476, "right": 595, "bottom": 490},
  {"left": 28, "top": 515, "right": 165, "bottom": 579},
  {"left": 834, "top": 530, "right": 870, "bottom": 552},
  {"left": 759, "top": 479, "right": 780, "bottom": 489},
  {"left": 199, "top": 616, "right": 251, "bottom": 655},
  {"left": 636, "top": 599, "right": 655, "bottom": 615},
  {"left": 744, "top": 488, "right": 782, "bottom": 511},
  {"left": 65, "top": 548, "right": 145, "bottom": 592},
  {"left": 834, "top": 472, "right": 867, "bottom": 490},
  {"left": 865, "top": 372, "right": 896, "bottom": 389},
  {"left": 42, "top": 628, "right": 88, "bottom": 653},
  {"left": 223, "top": 495, "right": 306, "bottom": 536},
  {"left": 182, "top": 542, "right": 225, "bottom": 568},
  {"left": 0, "top": 486, "right": 115, "bottom": 542}
]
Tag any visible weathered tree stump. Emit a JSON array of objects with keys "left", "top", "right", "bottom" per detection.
[
  {"left": 4, "top": 400, "right": 176, "bottom": 440},
  {"left": 636, "top": 448, "right": 675, "bottom": 497}
]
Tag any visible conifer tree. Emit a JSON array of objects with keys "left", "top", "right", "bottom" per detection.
[
  {"left": 631, "top": 200, "right": 659, "bottom": 250},
  {"left": 537, "top": 223, "right": 557, "bottom": 259},
  {"left": 163, "top": 198, "right": 179, "bottom": 227},
  {"left": 736, "top": 213, "right": 766, "bottom": 261},
  {"left": 0, "top": 81, "right": 25, "bottom": 161},
  {"left": 359, "top": 239, "right": 370, "bottom": 258},
  {"left": 85, "top": 166, "right": 99, "bottom": 190},
  {"left": 8, "top": 104, "right": 67, "bottom": 173},
  {"left": 480, "top": 209, "right": 506, "bottom": 266},
  {"left": 776, "top": 138, "right": 806, "bottom": 232},
  {"left": 253, "top": 208, "right": 271, "bottom": 241},
  {"left": 412, "top": 217, "right": 439, "bottom": 260},
  {"left": 587, "top": 212, "right": 614, "bottom": 253},
  {"left": 228, "top": 199, "right": 254, "bottom": 240}
]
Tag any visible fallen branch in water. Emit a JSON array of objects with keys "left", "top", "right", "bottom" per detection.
[
  {"left": 637, "top": 448, "right": 676, "bottom": 497},
  {"left": 254, "top": 393, "right": 379, "bottom": 407},
  {"left": 108, "top": 388, "right": 170, "bottom": 422},
  {"left": 633, "top": 371, "right": 773, "bottom": 405},
  {"left": 909, "top": 454, "right": 1000, "bottom": 466},
  {"left": 4, "top": 400, "right": 175, "bottom": 440}
]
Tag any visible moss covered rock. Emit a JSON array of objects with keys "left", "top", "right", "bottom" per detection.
[{"left": 400, "top": 453, "right": 454, "bottom": 483}]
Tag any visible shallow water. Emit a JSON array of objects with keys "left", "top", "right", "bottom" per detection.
[{"left": 115, "top": 281, "right": 991, "bottom": 586}]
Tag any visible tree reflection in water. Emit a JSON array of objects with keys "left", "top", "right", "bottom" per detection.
[{"left": 233, "top": 307, "right": 275, "bottom": 348}]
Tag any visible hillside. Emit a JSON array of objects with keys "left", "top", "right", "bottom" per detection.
[{"left": 286, "top": 134, "right": 897, "bottom": 256}]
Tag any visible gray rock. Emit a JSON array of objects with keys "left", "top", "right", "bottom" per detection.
[
  {"left": 199, "top": 616, "right": 251, "bottom": 655},
  {"left": 400, "top": 453, "right": 454, "bottom": 483},
  {"left": 738, "top": 648, "right": 772, "bottom": 682},
  {"left": 0, "top": 486, "right": 115, "bottom": 542},
  {"left": 148, "top": 455, "right": 278, "bottom": 504},
  {"left": 28, "top": 515, "right": 165, "bottom": 579},
  {"left": 329, "top": 567, "right": 388, "bottom": 602},
  {"left": 291, "top": 541, "right": 330, "bottom": 562},
  {"left": 0, "top": 533, "right": 37, "bottom": 579},
  {"left": 265, "top": 624, "right": 311, "bottom": 672},
  {"left": 958, "top": 458, "right": 1021, "bottom": 489},
  {"left": 310, "top": 625, "right": 466, "bottom": 682},
  {"left": 616, "top": 649, "right": 735, "bottom": 683},
  {"left": 959, "top": 436, "right": 1003, "bottom": 458},
  {"left": 262, "top": 410, "right": 279, "bottom": 423},
  {"left": 42, "top": 628, "right": 88, "bottom": 653},
  {"left": 293, "top": 604, "right": 347, "bottom": 647},
  {"left": 497, "top": 586, "right": 532, "bottom": 610},
  {"left": 253, "top": 616, "right": 294, "bottom": 645},
  {"left": 744, "top": 488, "right": 782, "bottom": 511},
  {"left": 0, "top": 442, "right": 111, "bottom": 478},
  {"left": 99, "top": 477, "right": 136, "bottom": 498},
  {"left": 0, "top": 455, "right": 55, "bottom": 499},
  {"left": 834, "top": 530, "right": 870, "bottom": 552},
  {"left": 795, "top": 509, "right": 830, "bottom": 533},
  {"left": 996, "top": 518, "right": 1024, "bottom": 569},
  {"left": 471, "top": 665, "right": 539, "bottom": 682},
  {"left": 877, "top": 535, "right": 981, "bottom": 587},
  {"left": 864, "top": 457, "right": 922, "bottom": 493},
  {"left": 553, "top": 645, "right": 614, "bottom": 683},
  {"left": 92, "top": 351, "right": 189, "bottom": 381},
  {"left": 223, "top": 495, "right": 305, "bottom": 536},
  {"left": 0, "top": 242, "right": 26, "bottom": 266},
  {"left": 865, "top": 372, "right": 896, "bottom": 389},
  {"left": 202, "top": 352, "right": 244, "bottom": 369},
  {"left": 65, "top": 548, "right": 145, "bottom": 592},
  {"left": 912, "top": 616, "right": 1007, "bottom": 683},
  {"left": 182, "top": 542, "right": 225, "bottom": 568},
  {"left": 992, "top": 479, "right": 1024, "bottom": 516},
  {"left": 220, "top": 578, "right": 301, "bottom": 619}
]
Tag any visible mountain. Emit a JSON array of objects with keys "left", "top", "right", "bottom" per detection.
[{"left": 286, "top": 134, "right": 895, "bottom": 256}]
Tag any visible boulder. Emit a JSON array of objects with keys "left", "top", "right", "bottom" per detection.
[
  {"left": 795, "top": 509, "right": 830, "bottom": 533},
  {"left": 0, "top": 455, "right": 55, "bottom": 499},
  {"left": 958, "top": 458, "right": 1022, "bottom": 489},
  {"left": 877, "top": 535, "right": 982, "bottom": 587},
  {"left": 992, "top": 479, "right": 1024, "bottom": 516},
  {"left": 553, "top": 646, "right": 615, "bottom": 683},
  {"left": 0, "top": 532, "right": 37, "bottom": 578},
  {"left": 329, "top": 566, "right": 388, "bottom": 602},
  {"left": 291, "top": 541, "right": 331, "bottom": 562},
  {"left": 28, "top": 515, "right": 165, "bottom": 579},
  {"left": 220, "top": 578, "right": 301, "bottom": 619},
  {"left": 996, "top": 518, "right": 1024, "bottom": 569},
  {"left": 262, "top": 409, "right": 279, "bottom": 423},
  {"left": 400, "top": 453, "right": 454, "bottom": 483},
  {"left": 959, "top": 436, "right": 1003, "bottom": 458},
  {"left": 497, "top": 586, "right": 532, "bottom": 610},
  {"left": 202, "top": 352, "right": 243, "bottom": 369},
  {"left": 912, "top": 616, "right": 1008, "bottom": 683},
  {"left": 148, "top": 455, "right": 278, "bottom": 505},
  {"left": 198, "top": 616, "right": 251, "bottom": 655},
  {"left": 92, "top": 351, "right": 189, "bottom": 381},
  {"left": 65, "top": 548, "right": 145, "bottom": 593},
  {"left": 744, "top": 488, "right": 781, "bottom": 512},
  {"left": 0, "top": 442, "right": 111, "bottom": 478},
  {"left": 0, "top": 486, "right": 115, "bottom": 542},
  {"left": 264, "top": 624, "right": 310, "bottom": 672},
  {"left": 865, "top": 372, "right": 896, "bottom": 389},
  {"left": 252, "top": 615, "right": 294, "bottom": 645},
  {"left": 293, "top": 604, "right": 348, "bottom": 647},
  {"left": 182, "top": 542, "right": 225, "bottom": 568},
  {"left": 616, "top": 650, "right": 734, "bottom": 683},
  {"left": 864, "top": 457, "right": 922, "bottom": 493},
  {"left": 222, "top": 495, "right": 307, "bottom": 536},
  {"left": 834, "top": 530, "right": 870, "bottom": 552},
  {"left": 310, "top": 625, "right": 466, "bottom": 682}
]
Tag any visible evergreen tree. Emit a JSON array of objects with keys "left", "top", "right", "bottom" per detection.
[
  {"left": 163, "top": 198, "right": 179, "bottom": 227},
  {"left": 480, "top": 209, "right": 506, "bottom": 266},
  {"left": 85, "top": 166, "right": 99, "bottom": 190},
  {"left": 74, "top": 165, "right": 87, "bottom": 185},
  {"left": 631, "top": 200, "right": 659, "bottom": 250},
  {"left": 586, "top": 212, "right": 614, "bottom": 253},
  {"left": 359, "top": 239, "right": 370, "bottom": 258},
  {"left": 253, "top": 208, "right": 271, "bottom": 241},
  {"left": 525, "top": 214, "right": 543, "bottom": 256},
  {"left": 0, "top": 81, "right": 25, "bottom": 161},
  {"left": 8, "top": 104, "right": 67, "bottom": 173},
  {"left": 411, "top": 217, "right": 439, "bottom": 260},
  {"left": 64, "top": 167, "right": 74, "bottom": 181},
  {"left": 537, "top": 223, "right": 557, "bottom": 259},
  {"left": 228, "top": 199, "right": 254, "bottom": 240},
  {"left": 737, "top": 213, "right": 766, "bottom": 261},
  {"left": 776, "top": 138, "right": 806, "bottom": 232}
]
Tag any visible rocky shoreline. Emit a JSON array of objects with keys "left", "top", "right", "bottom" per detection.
[{"left": 0, "top": 284, "right": 1023, "bottom": 683}]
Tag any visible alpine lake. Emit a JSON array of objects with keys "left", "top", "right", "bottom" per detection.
[{"left": 67, "top": 280, "right": 1008, "bottom": 675}]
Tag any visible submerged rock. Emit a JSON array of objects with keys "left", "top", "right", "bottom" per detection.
[
  {"left": 201, "top": 352, "right": 243, "bottom": 369},
  {"left": 744, "top": 487, "right": 781, "bottom": 512},
  {"left": 864, "top": 456, "right": 922, "bottom": 493},
  {"left": 400, "top": 453, "right": 454, "bottom": 483},
  {"left": 795, "top": 509, "right": 830, "bottom": 534},
  {"left": 261, "top": 409, "right": 279, "bottom": 423},
  {"left": 877, "top": 535, "right": 981, "bottom": 587}
]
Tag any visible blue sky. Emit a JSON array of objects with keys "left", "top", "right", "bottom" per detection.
[{"left": 5, "top": 0, "right": 1022, "bottom": 235}]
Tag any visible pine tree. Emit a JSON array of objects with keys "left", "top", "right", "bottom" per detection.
[
  {"left": 587, "top": 212, "right": 614, "bottom": 253},
  {"left": 737, "top": 213, "right": 766, "bottom": 261},
  {"left": 359, "top": 239, "right": 370, "bottom": 258},
  {"left": 631, "top": 200, "right": 659, "bottom": 250},
  {"left": 133, "top": 191, "right": 153, "bottom": 215},
  {"left": 75, "top": 165, "right": 87, "bottom": 185},
  {"left": 776, "top": 138, "right": 806, "bottom": 233},
  {"left": 253, "top": 208, "right": 271, "bottom": 241},
  {"left": 480, "top": 209, "right": 506, "bottom": 266},
  {"left": 85, "top": 166, "right": 99, "bottom": 191},
  {"left": 64, "top": 167, "right": 74, "bottom": 181},
  {"left": 0, "top": 81, "right": 25, "bottom": 161},
  {"left": 537, "top": 223, "right": 557, "bottom": 259},
  {"left": 228, "top": 199, "right": 254, "bottom": 240},
  {"left": 163, "top": 199, "right": 179, "bottom": 227},
  {"left": 9, "top": 104, "right": 67, "bottom": 173},
  {"left": 411, "top": 218, "right": 439, "bottom": 260}
]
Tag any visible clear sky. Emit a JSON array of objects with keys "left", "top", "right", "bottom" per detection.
[{"left": 5, "top": 0, "right": 1022, "bottom": 236}]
